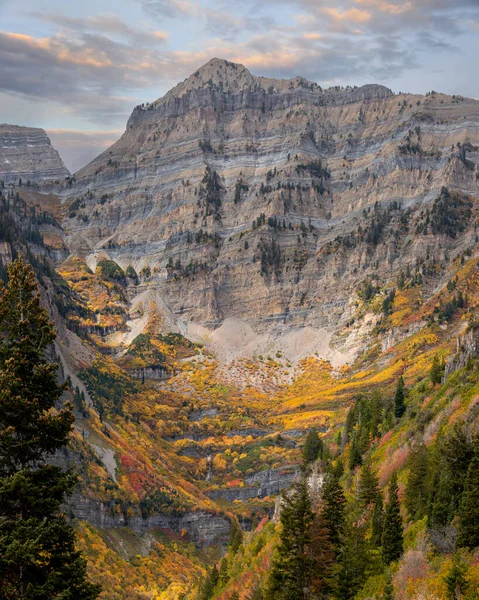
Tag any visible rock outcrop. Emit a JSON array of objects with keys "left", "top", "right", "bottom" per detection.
[
  {"left": 0, "top": 124, "right": 69, "bottom": 185},
  {"left": 70, "top": 495, "right": 230, "bottom": 547},
  {"left": 206, "top": 465, "right": 300, "bottom": 501},
  {"left": 444, "top": 324, "right": 479, "bottom": 379}
]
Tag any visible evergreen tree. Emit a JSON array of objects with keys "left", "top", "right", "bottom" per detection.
[
  {"left": 382, "top": 573, "right": 394, "bottom": 600},
  {"left": 199, "top": 565, "right": 219, "bottom": 600},
  {"left": 394, "top": 377, "right": 406, "bottom": 419},
  {"left": 349, "top": 435, "right": 363, "bottom": 470},
  {"left": 309, "top": 512, "right": 334, "bottom": 597},
  {"left": 457, "top": 437, "right": 479, "bottom": 549},
  {"left": 444, "top": 558, "right": 468, "bottom": 600},
  {"left": 303, "top": 428, "right": 323, "bottom": 464},
  {"left": 0, "top": 257, "right": 100, "bottom": 600},
  {"left": 405, "top": 444, "right": 429, "bottom": 520},
  {"left": 358, "top": 458, "right": 379, "bottom": 506},
  {"left": 335, "top": 521, "right": 371, "bottom": 600},
  {"left": 333, "top": 459, "right": 345, "bottom": 480},
  {"left": 322, "top": 471, "right": 346, "bottom": 553},
  {"left": 382, "top": 472, "right": 403, "bottom": 564},
  {"left": 218, "top": 557, "right": 229, "bottom": 586},
  {"left": 228, "top": 520, "right": 244, "bottom": 555},
  {"left": 370, "top": 391, "right": 383, "bottom": 439},
  {"left": 248, "top": 582, "right": 263, "bottom": 600},
  {"left": 441, "top": 425, "right": 475, "bottom": 515},
  {"left": 430, "top": 354, "right": 444, "bottom": 385},
  {"left": 430, "top": 470, "right": 454, "bottom": 527},
  {"left": 371, "top": 492, "right": 384, "bottom": 547},
  {"left": 267, "top": 481, "right": 315, "bottom": 600}
]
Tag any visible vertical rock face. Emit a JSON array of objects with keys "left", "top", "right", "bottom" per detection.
[
  {"left": 0, "top": 125, "right": 70, "bottom": 185},
  {"left": 444, "top": 324, "right": 479, "bottom": 378},
  {"left": 59, "top": 58, "right": 479, "bottom": 341}
]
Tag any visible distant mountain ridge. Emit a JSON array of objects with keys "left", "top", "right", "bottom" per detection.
[{"left": 0, "top": 124, "right": 70, "bottom": 185}]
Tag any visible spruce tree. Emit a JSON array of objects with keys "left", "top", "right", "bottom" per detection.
[
  {"left": 0, "top": 257, "right": 100, "bottom": 600},
  {"left": 309, "top": 512, "right": 334, "bottom": 597},
  {"left": 334, "top": 459, "right": 345, "bottom": 480},
  {"left": 430, "top": 354, "right": 443, "bottom": 385},
  {"left": 444, "top": 558, "right": 468, "bottom": 600},
  {"left": 442, "top": 425, "right": 474, "bottom": 515},
  {"left": 430, "top": 470, "right": 454, "bottom": 527},
  {"left": 370, "top": 391, "right": 383, "bottom": 439},
  {"left": 199, "top": 565, "right": 219, "bottom": 600},
  {"left": 335, "top": 520, "right": 371, "bottom": 600},
  {"left": 371, "top": 492, "right": 384, "bottom": 547},
  {"left": 349, "top": 435, "right": 363, "bottom": 470},
  {"left": 228, "top": 520, "right": 243, "bottom": 555},
  {"left": 218, "top": 557, "right": 229, "bottom": 586},
  {"left": 381, "top": 472, "right": 403, "bottom": 564},
  {"left": 405, "top": 443, "right": 429, "bottom": 520},
  {"left": 394, "top": 377, "right": 406, "bottom": 419},
  {"left": 322, "top": 471, "right": 346, "bottom": 553},
  {"left": 358, "top": 458, "right": 379, "bottom": 506},
  {"left": 303, "top": 428, "right": 323, "bottom": 464},
  {"left": 267, "top": 481, "right": 315, "bottom": 600},
  {"left": 457, "top": 437, "right": 479, "bottom": 549},
  {"left": 382, "top": 573, "right": 394, "bottom": 600}
]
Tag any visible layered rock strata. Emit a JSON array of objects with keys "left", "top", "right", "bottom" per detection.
[
  {"left": 58, "top": 59, "right": 479, "bottom": 349},
  {"left": 0, "top": 125, "right": 69, "bottom": 184}
]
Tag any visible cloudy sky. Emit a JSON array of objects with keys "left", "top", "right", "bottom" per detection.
[{"left": 1, "top": 0, "right": 478, "bottom": 172}]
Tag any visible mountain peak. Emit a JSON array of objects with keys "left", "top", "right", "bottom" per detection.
[
  {"left": 164, "top": 58, "right": 258, "bottom": 99},
  {"left": 147, "top": 58, "right": 394, "bottom": 110}
]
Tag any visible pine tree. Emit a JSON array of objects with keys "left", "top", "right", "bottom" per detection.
[
  {"left": 457, "top": 437, "right": 479, "bottom": 550},
  {"left": 405, "top": 443, "right": 429, "bottom": 520},
  {"left": 394, "top": 377, "right": 406, "bottom": 419},
  {"left": 0, "top": 257, "right": 100, "bottom": 600},
  {"left": 303, "top": 428, "right": 323, "bottom": 464},
  {"left": 382, "top": 472, "right": 403, "bottom": 564},
  {"left": 322, "top": 471, "right": 346, "bottom": 553},
  {"left": 430, "top": 354, "right": 444, "bottom": 385},
  {"left": 267, "top": 481, "right": 315, "bottom": 600},
  {"left": 371, "top": 492, "right": 384, "bottom": 547},
  {"left": 358, "top": 458, "right": 379, "bottom": 506}
]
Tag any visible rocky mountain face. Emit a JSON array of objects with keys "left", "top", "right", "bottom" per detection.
[
  {"left": 60, "top": 58, "right": 479, "bottom": 363},
  {"left": 0, "top": 124, "right": 70, "bottom": 185}
]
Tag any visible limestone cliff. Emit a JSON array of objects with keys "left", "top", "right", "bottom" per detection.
[{"left": 0, "top": 124, "right": 70, "bottom": 185}]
